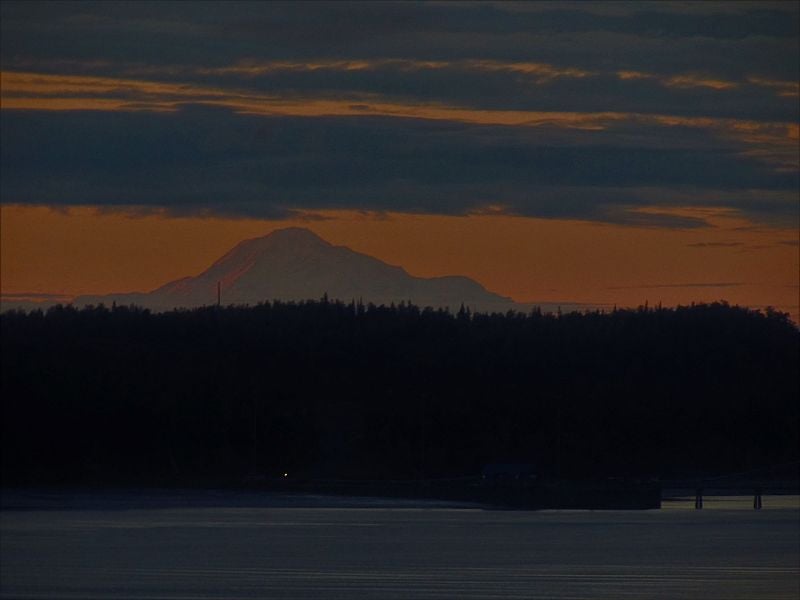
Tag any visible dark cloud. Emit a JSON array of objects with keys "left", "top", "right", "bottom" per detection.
[
  {"left": 686, "top": 242, "right": 744, "bottom": 248},
  {"left": 6, "top": 2, "right": 797, "bottom": 42},
  {"left": 607, "top": 282, "right": 746, "bottom": 290},
  {"left": 0, "top": 292, "right": 72, "bottom": 300},
  {"left": 2, "top": 108, "right": 796, "bottom": 227},
  {"left": 2, "top": 2, "right": 797, "bottom": 79}
]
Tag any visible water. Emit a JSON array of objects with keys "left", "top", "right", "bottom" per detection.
[{"left": 1, "top": 491, "right": 798, "bottom": 599}]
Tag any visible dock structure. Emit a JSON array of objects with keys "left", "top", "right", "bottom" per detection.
[{"left": 669, "top": 462, "right": 799, "bottom": 510}]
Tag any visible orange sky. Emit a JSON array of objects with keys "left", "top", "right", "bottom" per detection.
[{"left": 2, "top": 204, "right": 797, "bottom": 321}]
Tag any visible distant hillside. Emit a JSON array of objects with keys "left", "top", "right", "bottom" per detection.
[{"left": 75, "top": 228, "right": 516, "bottom": 312}]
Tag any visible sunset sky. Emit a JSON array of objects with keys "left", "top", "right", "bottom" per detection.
[{"left": 1, "top": 1, "right": 798, "bottom": 319}]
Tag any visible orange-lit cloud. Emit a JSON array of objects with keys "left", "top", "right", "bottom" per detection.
[
  {"left": 618, "top": 69, "right": 799, "bottom": 97},
  {"left": 747, "top": 77, "right": 800, "bottom": 98},
  {"left": 198, "top": 58, "right": 593, "bottom": 82},
  {"left": 3, "top": 69, "right": 796, "bottom": 173},
  {"left": 663, "top": 75, "right": 737, "bottom": 90},
  {"left": 617, "top": 70, "right": 739, "bottom": 90},
  {"left": 14, "top": 58, "right": 782, "bottom": 93}
]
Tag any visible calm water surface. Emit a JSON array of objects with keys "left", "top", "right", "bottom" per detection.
[{"left": 1, "top": 491, "right": 798, "bottom": 599}]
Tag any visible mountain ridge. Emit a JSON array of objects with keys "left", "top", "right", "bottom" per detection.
[{"left": 74, "top": 228, "right": 517, "bottom": 313}]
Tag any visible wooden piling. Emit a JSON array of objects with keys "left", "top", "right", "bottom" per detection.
[{"left": 695, "top": 487, "right": 703, "bottom": 509}]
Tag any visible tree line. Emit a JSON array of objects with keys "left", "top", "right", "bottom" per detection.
[{"left": 1, "top": 300, "right": 797, "bottom": 486}]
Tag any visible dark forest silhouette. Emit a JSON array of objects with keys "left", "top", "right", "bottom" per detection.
[{"left": 1, "top": 300, "right": 797, "bottom": 486}]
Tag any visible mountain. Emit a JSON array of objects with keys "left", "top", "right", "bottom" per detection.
[{"left": 75, "top": 228, "right": 517, "bottom": 313}]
